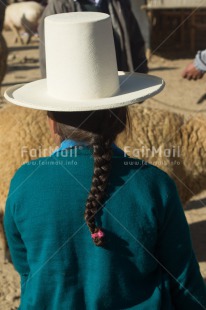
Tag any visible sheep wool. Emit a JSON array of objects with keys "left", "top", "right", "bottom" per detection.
[{"left": 116, "top": 105, "right": 206, "bottom": 204}]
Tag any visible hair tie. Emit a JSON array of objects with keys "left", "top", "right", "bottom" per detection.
[{"left": 91, "top": 229, "right": 104, "bottom": 239}]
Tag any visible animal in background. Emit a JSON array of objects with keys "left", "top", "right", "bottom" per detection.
[
  {"left": 4, "top": 1, "right": 44, "bottom": 44},
  {"left": 116, "top": 106, "right": 206, "bottom": 204}
]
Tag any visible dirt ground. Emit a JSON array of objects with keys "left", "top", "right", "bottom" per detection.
[{"left": 0, "top": 31, "right": 206, "bottom": 309}]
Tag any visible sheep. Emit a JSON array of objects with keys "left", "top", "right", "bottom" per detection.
[
  {"left": 4, "top": 1, "right": 44, "bottom": 44},
  {"left": 116, "top": 105, "right": 206, "bottom": 204},
  {"left": 0, "top": 104, "right": 206, "bottom": 260}
]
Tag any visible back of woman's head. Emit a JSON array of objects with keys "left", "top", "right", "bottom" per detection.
[{"left": 47, "top": 107, "right": 128, "bottom": 247}]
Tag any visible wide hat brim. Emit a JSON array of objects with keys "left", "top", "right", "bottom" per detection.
[{"left": 4, "top": 72, "right": 164, "bottom": 111}]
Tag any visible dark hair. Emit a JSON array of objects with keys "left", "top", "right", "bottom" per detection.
[{"left": 47, "top": 108, "right": 129, "bottom": 246}]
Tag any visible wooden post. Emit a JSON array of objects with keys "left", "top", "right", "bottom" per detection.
[{"left": 0, "top": 0, "right": 8, "bottom": 86}]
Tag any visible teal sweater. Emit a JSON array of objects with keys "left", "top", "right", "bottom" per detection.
[{"left": 4, "top": 145, "right": 206, "bottom": 310}]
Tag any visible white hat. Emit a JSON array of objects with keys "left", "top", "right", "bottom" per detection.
[{"left": 4, "top": 12, "right": 164, "bottom": 111}]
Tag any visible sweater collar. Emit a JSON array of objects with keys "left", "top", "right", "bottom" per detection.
[
  {"left": 51, "top": 139, "right": 124, "bottom": 157},
  {"left": 51, "top": 139, "right": 86, "bottom": 156}
]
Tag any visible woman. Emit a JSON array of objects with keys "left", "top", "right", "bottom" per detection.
[{"left": 4, "top": 12, "right": 206, "bottom": 310}]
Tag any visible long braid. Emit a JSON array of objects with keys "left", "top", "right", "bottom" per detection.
[
  {"left": 47, "top": 108, "right": 128, "bottom": 247},
  {"left": 84, "top": 136, "right": 113, "bottom": 246}
]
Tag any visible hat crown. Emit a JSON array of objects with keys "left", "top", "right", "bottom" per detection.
[{"left": 45, "top": 12, "right": 120, "bottom": 101}]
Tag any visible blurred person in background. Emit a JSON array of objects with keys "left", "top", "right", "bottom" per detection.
[
  {"left": 38, "top": 0, "right": 148, "bottom": 78},
  {"left": 182, "top": 49, "right": 206, "bottom": 80},
  {"left": 0, "top": 0, "right": 8, "bottom": 86},
  {"left": 0, "top": 0, "right": 7, "bottom": 31},
  {"left": 130, "top": 0, "right": 150, "bottom": 56}
]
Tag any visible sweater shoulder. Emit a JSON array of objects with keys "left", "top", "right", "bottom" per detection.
[
  {"left": 10, "top": 156, "right": 51, "bottom": 185},
  {"left": 122, "top": 154, "right": 174, "bottom": 186},
  {"left": 122, "top": 156, "right": 178, "bottom": 204}
]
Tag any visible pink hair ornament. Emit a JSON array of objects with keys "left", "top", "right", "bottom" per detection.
[{"left": 91, "top": 229, "right": 105, "bottom": 239}]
